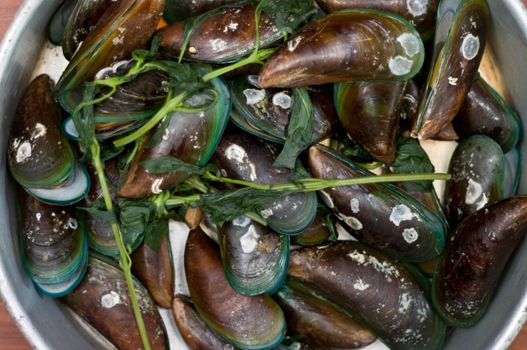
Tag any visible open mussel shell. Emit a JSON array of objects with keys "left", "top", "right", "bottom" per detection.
[
  {"left": 8, "top": 75, "right": 75, "bottom": 188},
  {"left": 131, "top": 221, "right": 174, "bottom": 308},
  {"left": 63, "top": 254, "right": 169, "bottom": 349},
  {"left": 412, "top": 0, "right": 490, "bottom": 140},
  {"left": 308, "top": 145, "right": 446, "bottom": 262},
  {"left": 289, "top": 241, "right": 446, "bottom": 350},
  {"left": 158, "top": 4, "right": 282, "bottom": 63},
  {"left": 25, "top": 162, "right": 91, "bottom": 206},
  {"left": 55, "top": 0, "right": 165, "bottom": 95},
  {"left": 316, "top": 0, "right": 440, "bottom": 37},
  {"left": 48, "top": 0, "right": 77, "bottom": 45},
  {"left": 454, "top": 76, "right": 521, "bottom": 152},
  {"left": 62, "top": 0, "right": 121, "bottom": 60},
  {"left": 231, "top": 76, "right": 337, "bottom": 144},
  {"left": 60, "top": 66, "right": 169, "bottom": 123},
  {"left": 118, "top": 78, "right": 231, "bottom": 199},
  {"left": 172, "top": 295, "right": 236, "bottom": 350},
  {"left": 164, "top": 0, "right": 240, "bottom": 23},
  {"left": 19, "top": 191, "right": 88, "bottom": 297},
  {"left": 432, "top": 197, "right": 527, "bottom": 327},
  {"left": 185, "top": 227, "right": 286, "bottom": 350},
  {"left": 275, "top": 278, "right": 377, "bottom": 349},
  {"left": 335, "top": 80, "right": 406, "bottom": 163},
  {"left": 219, "top": 216, "right": 289, "bottom": 296},
  {"left": 258, "top": 9, "right": 425, "bottom": 88},
  {"left": 213, "top": 127, "right": 318, "bottom": 235},
  {"left": 444, "top": 135, "right": 507, "bottom": 227}
]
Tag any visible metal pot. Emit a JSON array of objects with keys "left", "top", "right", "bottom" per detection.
[{"left": 0, "top": 1, "right": 526, "bottom": 349}]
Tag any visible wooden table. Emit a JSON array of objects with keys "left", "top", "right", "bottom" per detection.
[{"left": 1, "top": 0, "right": 527, "bottom": 349}]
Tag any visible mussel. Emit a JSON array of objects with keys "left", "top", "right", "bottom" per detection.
[
  {"left": 289, "top": 241, "right": 446, "bottom": 350},
  {"left": 131, "top": 220, "right": 174, "bottom": 308},
  {"left": 444, "top": 135, "right": 508, "bottom": 227},
  {"left": 48, "top": 0, "right": 77, "bottom": 46},
  {"left": 172, "top": 295, "right": 236, "bottom": 350},
  {"left": 55, "top": 0, "right": 165, "bottom": 94},
  {"left": 218, "top": 216, "right": 289, "bottom": 296},
  {"left": 158, "top": 2, "right": 314, "bottom": 63},
  {"left": 19, "top": 191, "right": 88, "bottom": 297},
  {"left": 212, "top": 127, "right": 318, "bottom": 235},
  {"left": 164, "top": 0, "right": 240, "bottom": 23},
  {"left": 292, "top": 213, "right": 334, "bottom": 246},
  {"left": 118, "top": 78, "right": 230, "bottom": 199},
  {"left": 275, "top": 278, "right": 377, "bottom": 349},
  {"left": 63, "top": 255, "right": 169, "bottom": 349},
  {"left": 453, "top": 76, "right": 521, "bottom": 152},
  {"left": 335, "top": 80, "right": 407, "bottom": 163},
  {"left": 432, "top": 197, "right": 527, "bottom": 327},
  {"left": 309, "top": 145, "right": 446, "bottom": 262},
  {"left": 185, "top": 227, "right": 286, "bottom": 349},
  {"left": 62, "top": 0, "right": 122, "bottom": 60},
  {"left": 316, "top": 0, "right": 440, "bottom": 37},
  {"left": 8, "top": 75, "right": 89, "bottom": 205},
  {"left": 230, "top": 76, "right": 337, "bottom": 145},
  {"left": 258, "top": 9, "right": 425, "bottom": 88},
  {"left": 412, "top": 0, "right": 490, "bottom": 140}
]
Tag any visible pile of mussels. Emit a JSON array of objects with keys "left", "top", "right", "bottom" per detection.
[{"left": 7, "top": 0, "right": 527, "bottom": 349}]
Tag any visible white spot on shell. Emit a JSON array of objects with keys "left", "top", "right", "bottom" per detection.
[
  {"left": 407, "top": 0, "right": 428, "bottom": 17},
  {"left": 465, "top": 178, "right": 488, "bottom": 210},
  {"left": 350, "top": 198, "right": 360, "bottom": 213},
  {"left": 338, "top": 213, "right": 363, "bottom": 230},
  {"left": 151, "top": 178, "right": 164, "bottom": 194},
  {"left": 31, "top": 123, "right": 47, "bottom": 140},
  {"left": 101, "top": 291, "right": 121, "bottom": 308},
  {"left": 210, "top": 38, "right": 228, "bottom": 52},
  {"left": 287, "top": 36, "right": 303, "bottom": 52},
  {"left": 402, "top": 228, "right": 419, "bottom": 244},
  {"left": 390, "top": 204, "right": 417, "bottom": 226},
  {"left": 239, "top": 225, "right": 260, "bottom": 254},
  {"left": 243, "top": 88, "right": 266, "bottom": 105},
  {"left": 448, "top": 76, "right": 458, "bottom": 86},
  {"left": 397, "top": 33, "right": 420, "bottom": 57},
  {"left": 389, "top": 56, "right": 413, "bottom": 76},
  {"left": 260, "top": 208, "right": 274, "bottom": 219},
  {"left": 398, "top": 293, "right": 413, "bottom": 313},
  {"left": 68, "top": 218, "right": 78, "bottom": 230},
  {"left": 16, "top": 142, "right": 32, "bottom": 163},
  {"left": 35, "top": 213, "right": 41, "bottom": 221},
  {"left": 353, "top": 279, "right": 370, "bottom": 291},
  {"left": 223, "top": 21, "right": 239, "bottom": 32},
  {"left": 224, "top": 144, "right": 257, "bottom": 181},
  {"left": 233, "top": 216, "right": 251, "bottom": 227},
  {"left": 247, "top": 75, "right": 262, "bottom": 88},
  {"left": 272, "top": 92, "right": 292, "bottom": 109},
  {"left": 461, "top": 34, "right": 480, "bottom": 61},
  {"left": 319, "top": 190, "right": 334, "bottom": 209}
]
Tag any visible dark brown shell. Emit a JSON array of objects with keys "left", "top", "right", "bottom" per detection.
[
  {"left": 432, "top": 197, "right": 527, "bottom": 327},
  {"left": 131, "top": 234, "right": 174, "bottom": 308},
  {"left": 158, "top": 4, "right": 282, "bottom": 63},
  {"left": 289, "top": 241, "right": 446, "bottom": 350},
  {"left": 316, "top": 0, "right": 440, "bottom": 35},
  {"left": 184, "top": 227, "right": 286, "bottom": 349},
  {"left": 172, "top": 295, "right": 236, "bottom": 350},
  {"left": 62, "top": 256, "right": 169, "bottom": 349}
]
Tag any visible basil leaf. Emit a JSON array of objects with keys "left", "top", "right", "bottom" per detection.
[
  {"left": 141, "top": 156, "right": 205, "bottom": 175},
  {"left": 144, "top": 218, "right": 169, "bottom": 251},
  {"left": 257, "top": 0, "right": 317, "bottom": 36},
  {"left": 389, "top": 137, "right": 435, "bottom": 192},
  {"left": 274, "top": 87, "right": 315, "bottom": 169}
]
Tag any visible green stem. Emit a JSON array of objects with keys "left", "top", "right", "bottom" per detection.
[
  {"left": 202, "top": 48, "right": 276, "bottom": 82},
  {"left": 204, "top": 171, "right": 451, "bottom": 192},
  {"left": 113, "top": 91, "right": 186, "bottom": 148},
  {"left": 90, "top": 143, "right": 151, "bottom": 350}
]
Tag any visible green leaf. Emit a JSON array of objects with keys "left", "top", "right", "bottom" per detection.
[
  {"left": 141, "top": 156, "right": 205, "bottom": 175},
  {"left": 117, "top": 198, "right": 157, "bottom": 248},
  {"left": 78, "top": 199, "right": 118, "bottom": 224},
  {"left": 389, "top": 137, "right": 435, "bottom": 192},
  {"left": 197, "top": 187, "right": 292, "bottom": 226},
  {"left": 72, "top": 82, "right": 97, "bottom": 161},
  {"left": 144, "top": 218, "right": 169, "bottom": 251},
  {"left": 257, "top": 0, "right": 317, "bottom": 36},
  {"left": 273, "top": 87, "right": 315, "bottom": 169}
]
